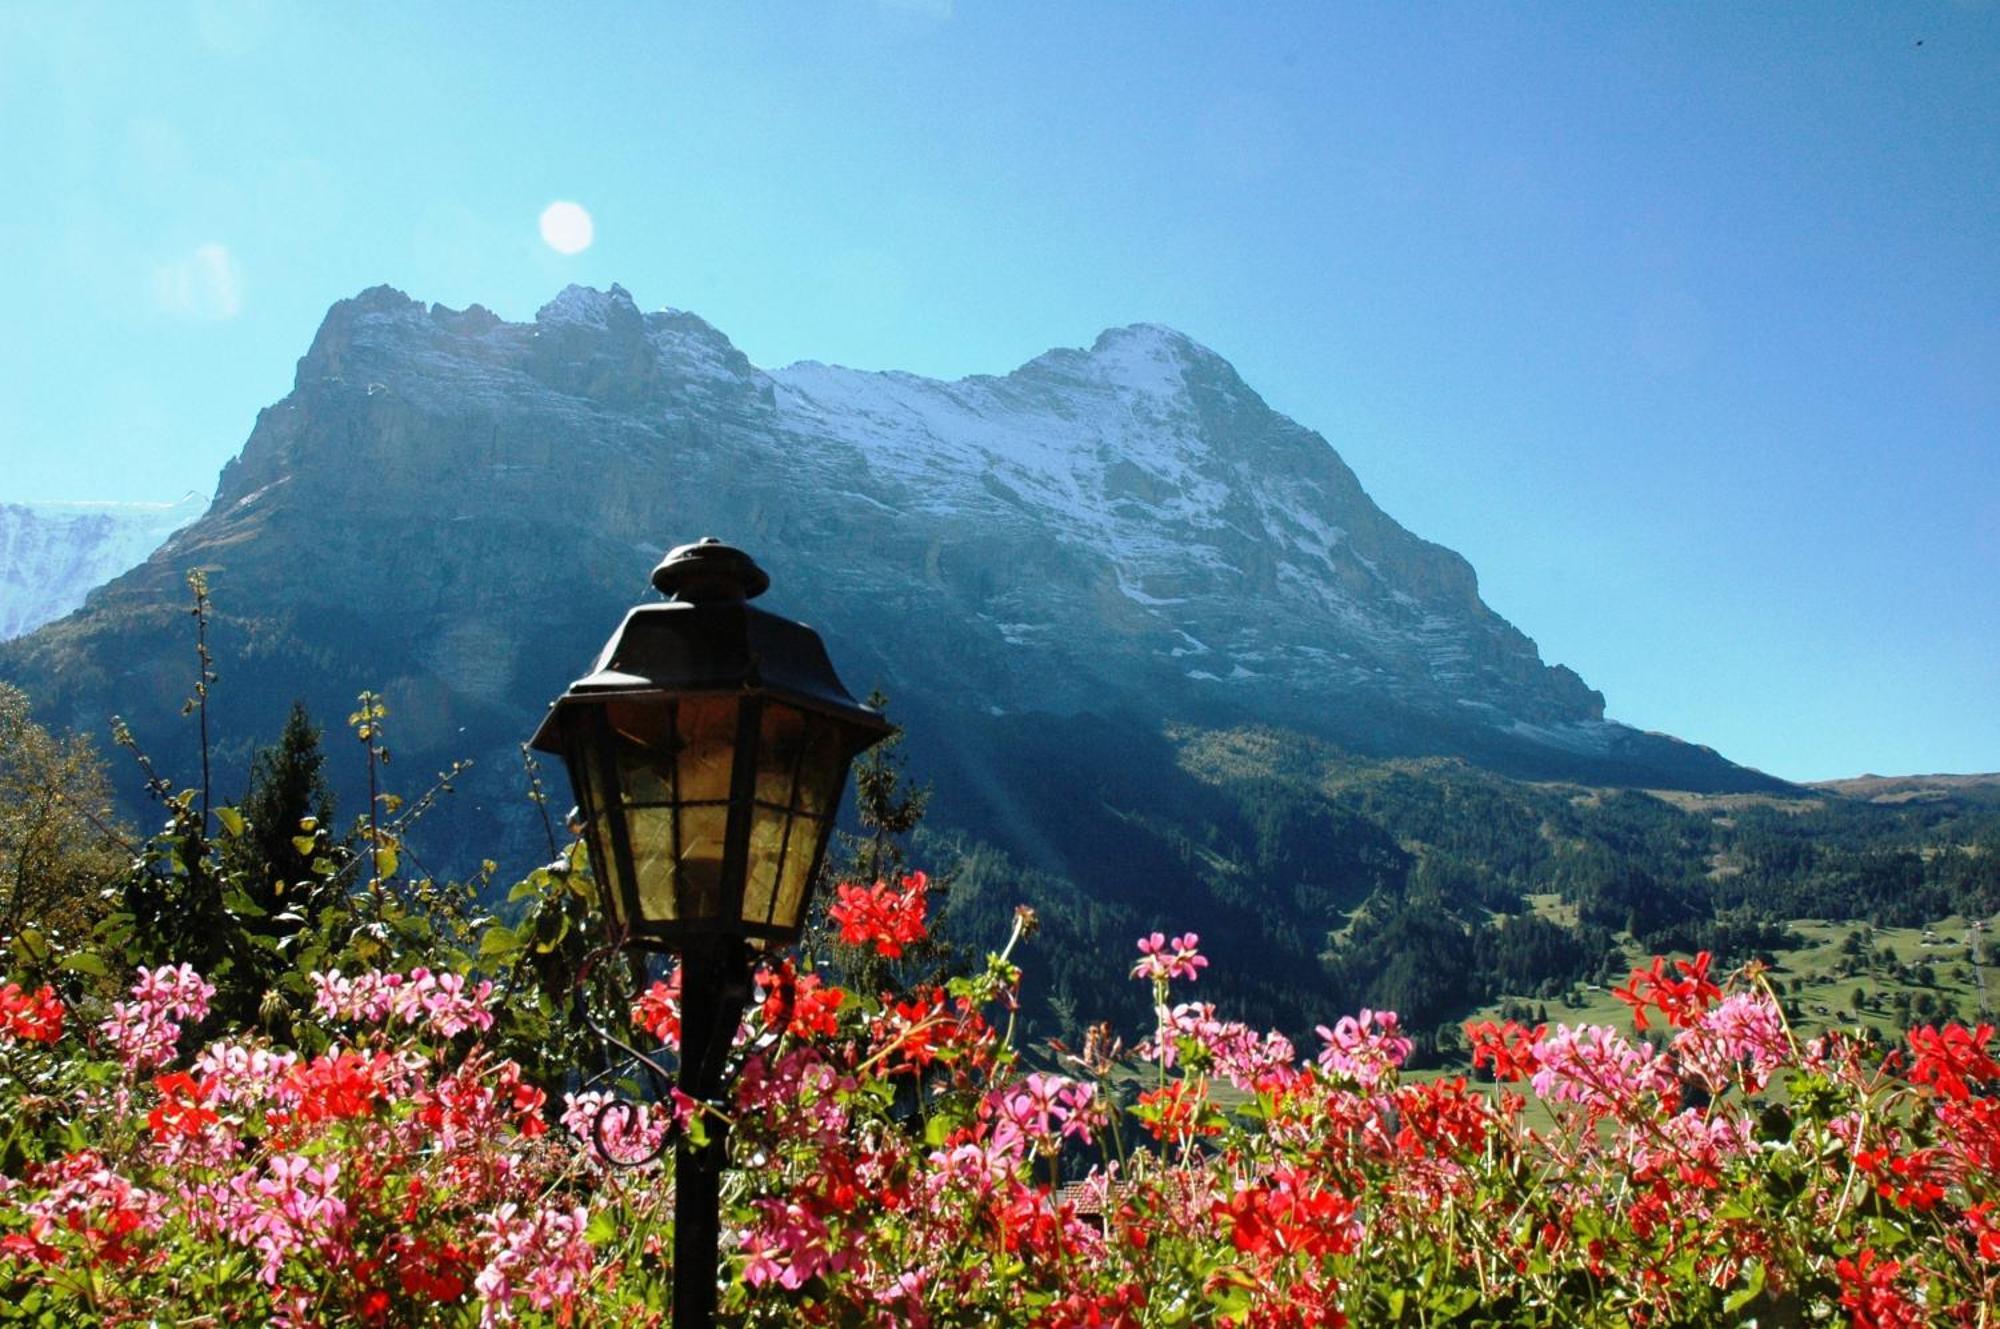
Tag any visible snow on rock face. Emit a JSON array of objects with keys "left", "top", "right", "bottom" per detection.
[
  {"left": 534, "top": 283, "right": 635, "bottom": 330},
  {"left": 0, "top": 494, "right": 206, "bottom": 640},
  {"left": 774, "top": 322, "right": 1229, "bottom": 547},
  {"left": 768, "top": 317, "right": 1603, "bottom": 729}
]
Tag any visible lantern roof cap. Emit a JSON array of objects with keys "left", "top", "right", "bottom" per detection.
[
  {"left": 528, "top": 538, "right": 892, "bottom": 757},
  {"left": 652, "top": 537, "right": 770, "bottom": 603}
]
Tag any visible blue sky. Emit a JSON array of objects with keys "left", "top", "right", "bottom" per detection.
[{"left": 2, "top": 2, "right": 1995, "bottom": 782}]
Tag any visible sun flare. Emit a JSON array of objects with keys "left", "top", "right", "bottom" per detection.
[{"left": 538, "top": 200, "right": 594, "bottom": 255}]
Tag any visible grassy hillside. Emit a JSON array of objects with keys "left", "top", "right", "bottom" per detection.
[{"left": 919, "top": 722, "right": 2000, "bottom": 1047}]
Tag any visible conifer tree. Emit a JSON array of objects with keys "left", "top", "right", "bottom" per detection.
[
  {"left": 842, "top": 690, "right": 930, "bottom": 885},
  {"left": 225, "top": 700, "right": 336, "bottom": 917}
]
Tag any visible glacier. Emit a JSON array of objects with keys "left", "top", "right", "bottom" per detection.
[{"left": 0, "top": 494, "right": 206, "bottom": 641}]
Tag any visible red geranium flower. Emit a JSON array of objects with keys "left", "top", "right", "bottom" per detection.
[
  {"left": 147, "top": 1071, "right": 219, "bottom": 1140},
  {"left": 1466, "top": 1019, "right": 1544, "bottom": 1081},
  {"left": 1906, "top": 1022, "right": 1998, "bottom": 1103},
  {"left": 1612, "top": 952, "right": 1721, "bottom": 1031},
  {"left": 633, "top": 965, "right": 683, "bottom": 1047},
  {"left": 0, "top": 982, "right": 64, "bottom": 1045},
  {"left": 1834, "top": 1249, "right": 1923, "bottom": 1329},
  {"left": 828, "top": 872, "right": 929, "bottom": 959}
]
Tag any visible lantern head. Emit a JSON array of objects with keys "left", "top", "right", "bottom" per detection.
[{"left": 530, "top": 538, "right": 891, "bottom": 949}]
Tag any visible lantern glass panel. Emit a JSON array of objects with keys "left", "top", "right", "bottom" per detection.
[
  {"left": 571, "top": 733, "right": 627, "bottom": 929},
  {"left": 626, "top": 807, "right": 680, "bottom": 922},
  {"left": 675, "top": 804, "right": 729, "bottom": 920},
  {"left": 794, "top": 719, "right": 846, "bottom": 816},
  {"left": 605, "top": 700, "right": 675, "bottom": 804},
  {"left": 754, "top": 705, "right": 809, "bottom": 807},
  {"left": 742, "top": 804, "right": 787, "bottom": 926},
  {"left": 621, "top": 804, "right": 730, "bottom": 924},
  {"left": 676, "top": 696, "right": 739, "bottom": 803},
  {"left": 771, "top": 813, "right": 828, "bottom": 932}
]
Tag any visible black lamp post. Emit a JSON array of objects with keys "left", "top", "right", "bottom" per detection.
[{"left": 529, "top": 537, "right": 890, "bottom": 1329}]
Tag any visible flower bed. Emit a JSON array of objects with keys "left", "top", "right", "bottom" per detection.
[{"left": 2, "top": 880, "right": 1996, "bottom": 1326}]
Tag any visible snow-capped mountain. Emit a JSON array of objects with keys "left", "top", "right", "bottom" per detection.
[
  {"left": 1, "top": 284, "right": 1776, "bottom": 877},
  {"left": 203, "top": 284, "right": 1613, "bottom": 736},
  {"left": 0, "top": 494, "right": 206, "bottom": 641}
]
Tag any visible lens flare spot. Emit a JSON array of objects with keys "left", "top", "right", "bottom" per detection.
[{"left": 539, "top": 201, "right": 594, "bottom": 255}]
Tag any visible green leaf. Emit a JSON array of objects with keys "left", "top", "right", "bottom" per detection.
[
  {"left": 1207, "top": 1279, "right": 1252, "bottom": 1318},
  {"left": 93, "top": 911, "right": 136, "bottom": 945},
  {"left": 59, "top": 951, "right": 109, "bottom": 978},
  {"left": 585, "top": 1209, "right": 618, "bottom": 1247},
  {"left": 1425, "top": 1286, "right": 1480, "bottom": 1317},
  {"left": 479, "top": 925, "right": 523, "bottom": 960},
  {"left": 291, "top": 834, "right": 318, "bottom": 855},
  {"left": 224, "top": 888, "right": 269, "bottom": 919},
  {"left": 1724, "top": 1259, "right": 1767, "bottom": 1313},
  {"left": 374, "top": 847, "right": 399, "bottom": 879},
  {"left": 215, "top": 805, "right": 245, "bottom": 837}
]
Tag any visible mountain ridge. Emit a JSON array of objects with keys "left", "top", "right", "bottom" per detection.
[{"left": 3, "top": 284, "right": 1785, "bottom": 888}]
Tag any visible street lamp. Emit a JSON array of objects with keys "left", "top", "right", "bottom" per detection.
[{"left": 529, "top": 536, "right": 890, "bottom": 1329}]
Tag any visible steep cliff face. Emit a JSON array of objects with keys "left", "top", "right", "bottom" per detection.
[
  {"left": 0, "top": 495, "right": 206, "bottom": 642},
  {"left": 2, "top": 284, "right": 1778, "bottom": 878}
]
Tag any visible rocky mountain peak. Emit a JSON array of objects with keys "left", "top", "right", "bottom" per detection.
[
  {"left": 534, "top": 282, "right": 642, "bottom": 333},
  {"left": 337, "top": 283, "right": 424, "bottom": 319},
  {"left": 1085, "top": 321, "right": 1223, "bottom": 378},
  {"left": 294, "top": 284, "right": 422, "bottom": 381}
]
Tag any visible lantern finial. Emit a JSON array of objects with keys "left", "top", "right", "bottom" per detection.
[{"left": 651, "top": 537, "right": 771, "bottom": 603}]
